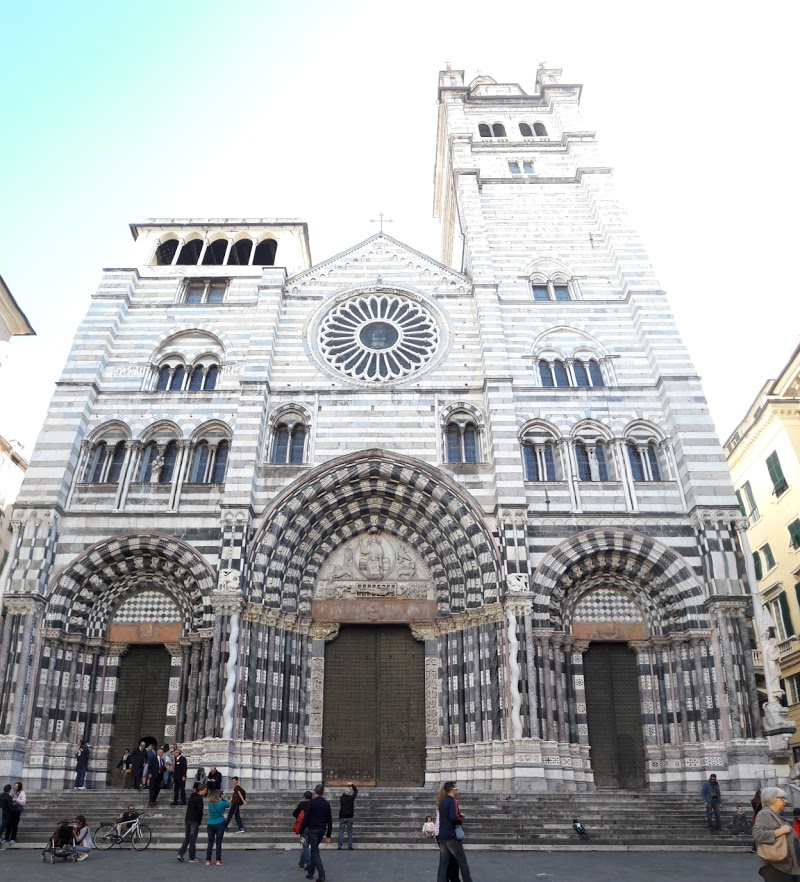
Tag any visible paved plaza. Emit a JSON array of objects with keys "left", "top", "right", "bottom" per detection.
[{"left": 0, "top": 845, "right": 758, "bottom": 882}]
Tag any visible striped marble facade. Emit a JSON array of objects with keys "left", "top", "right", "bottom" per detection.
[{"left": 0, "top": 68, "right": 769, "bottom": 791}]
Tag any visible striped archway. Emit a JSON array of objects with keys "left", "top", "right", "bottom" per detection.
[
  {"left": 249, "top": 449, "right": 501, "bottom": 615},
  {"left": 531, "top": 528, "right": 708, "bottom": 634}
]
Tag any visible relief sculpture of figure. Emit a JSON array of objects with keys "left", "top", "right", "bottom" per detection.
[
  {"left": 395, "top": 544, "right": 416, "bottom": 580},
  {"left": 150, "top": 454, "right": 165, "bottom": 483},
  {"left": 332, "top": 546, "right": 355, "bottom": 580},
  {"left": 358, "top": 534, "right": 385, "bottom": 579}
]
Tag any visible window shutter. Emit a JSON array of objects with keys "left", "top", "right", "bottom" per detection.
[
  {"left": 763, "top": 543, "right": 776, "bottom": 569},
  {"left": 753, "top": 550, "right": 763, "bottom": 581},
  {"left": 766, "top": 451, "right": 788, "bottom": 496},
  {"left": 789, "top": 519, "right": 800, "bottom": 550},
  {"left": 778, "top": 591, "right": 795, "bottom": 637},
  {"left": 735, "top": 490, "right": 746, "bottom": 517}
]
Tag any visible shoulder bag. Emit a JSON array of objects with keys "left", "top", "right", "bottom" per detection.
[{"left": 757, "top": 835, "right": 789, "bottom": 863}]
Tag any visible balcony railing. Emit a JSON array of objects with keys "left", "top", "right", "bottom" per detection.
[{"left": 752, "top": 637, "right": 800, "bottom": 667}]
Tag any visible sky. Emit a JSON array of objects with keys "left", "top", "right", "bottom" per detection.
[{"left": 0, "top": 0, "right": 798, "bottom": 457}]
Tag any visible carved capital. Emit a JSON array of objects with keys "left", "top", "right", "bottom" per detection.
[
  {"left": 312, "top": 622, "right": 340, "bottom": 642},
  {"left": 108, "top": 642, "right": 130, "bottom": 657},
  {"left": 410, "top": 623, "right": 436, "bottom": 642},
  {"left": 571, "top": 640, "right": 591, "bottom": 654}
]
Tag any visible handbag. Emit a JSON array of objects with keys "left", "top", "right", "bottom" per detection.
[
  {"left": 757, "top": 834, "right": 789, "bottom": 863},
  {"left": 455, "top": 825, "right": 465, "bottom": 841}
]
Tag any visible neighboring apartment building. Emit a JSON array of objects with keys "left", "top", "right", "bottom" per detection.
[
  {"left": 726, "top": 344, "right": 800, "bottom": 755},
  {"left": 0, "top": 436, "right": 28, "bottom": 574},
  {"left": 0, "top": 273, "right": 35, "bottom": 368}
]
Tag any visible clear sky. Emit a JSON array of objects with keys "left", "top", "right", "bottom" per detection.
[{"left": 0, "top": 0, "right": 797, "bottom": 456}]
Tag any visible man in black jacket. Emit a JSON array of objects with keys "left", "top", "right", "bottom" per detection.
[
  {"left": 300, "top": 784, "right": 332, "bottom": 881},
  {"left": 171, "top": 748, "right": 188, "bottom": 806},
  {"left": 177, "top": 785, "right": 206, "bottom": 863},
  {"left": 0, "top": 784, "right": 13, "bottom": 847},
  {"left": 337, "top": 782, "right": 358, "bottom": 850},
  {"left": 131, "top": 741, "right": 147, "bottom": 790},
  {"left": 147, "top": 748, "right": 165, "bottom": 806},
  {"left": 293, "top": 790, "right": 313, "bottom": 869}
]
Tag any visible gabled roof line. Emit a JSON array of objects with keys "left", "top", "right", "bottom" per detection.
[{"left": 286, "top": 232, "right": 471, "bottom": 285}]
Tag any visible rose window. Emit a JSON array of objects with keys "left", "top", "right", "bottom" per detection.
[{"left": 318, "top": 293, "right": 439, "bottom": 382}]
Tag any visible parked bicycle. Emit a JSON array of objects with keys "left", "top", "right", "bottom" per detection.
[{"left": 94, "top": 813, "right": 151, "bottom": 850}]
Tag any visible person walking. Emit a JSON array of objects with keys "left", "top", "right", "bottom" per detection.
[
  {"left": 702, "top": 773, "right": 722, "bottom": 831},
  {"left": 293, "top": 790, "right": 313, "bottom": 871},
  {"left": 436, "top": 781, "right": 473, "bottom": 882},
  {"left": 0, "top": 785, "right": 12, "bottom": 848},
  {"left": 300, "top": 783, "right": 332, "bottom": 881},
  {"left": 171, "top": 747, "right": 188, "bottom": 806},
  {"left": 131, "top": 740, "right": 147, "bottom": 790},
  {"left": 752, "top": 787, "right": 800, "bottom": 881},
  {"left": 177, "top": 785, "right": 206, "bottom": 863},
  {"left": 116, "top": 748, "right": 133, "bottom": 788},
  {"left": 337, "top": 782, "right": 358, "bottom": 850},
  {"left": 75, "top": 739, "right": 90, "bottom": 790},
  {"left": 4, "top": 782, "right": 26, "bottom": 845},
  {"left": 225, "top": 777, "right": 247, "bottom": 833},
  {"left": 205, "top": 789, "right": 230, "bottom": 866},
  {"left": 72, "top": 815, "right": 94, "bottom": 862}
]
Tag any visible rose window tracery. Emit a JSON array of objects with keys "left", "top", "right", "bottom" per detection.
[{"left": 317, "top": 293, "right": 439, "bottom": 382}]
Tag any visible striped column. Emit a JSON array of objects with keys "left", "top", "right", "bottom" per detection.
[
  {"left": 569, "top": 640, "right": 590, "bottom": 745},
  {"left": 630, "top": 640, "right": 659, "bottom": 748}
]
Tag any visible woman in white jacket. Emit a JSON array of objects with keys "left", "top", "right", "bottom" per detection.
[{"left": 73, "top": 815, "right": 94, "bottom": 862}]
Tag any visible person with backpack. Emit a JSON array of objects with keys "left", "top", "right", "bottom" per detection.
[
  {"left": 293, "top": 790, "right": 313, "bottom": 870},
  {"left": 225, "top": 776, "right": 247, "bottom": 833}
]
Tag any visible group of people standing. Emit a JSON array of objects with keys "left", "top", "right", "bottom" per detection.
[
  {"left": 175, "top": 775, "right": 248, "bottom": 865},
  {"left": 0, "top": 782, "right": 25, "bottom": 847}
]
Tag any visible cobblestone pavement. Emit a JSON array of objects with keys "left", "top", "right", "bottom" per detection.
[{"left": 0, "top": 844, "right": 758, "bottom": 882}]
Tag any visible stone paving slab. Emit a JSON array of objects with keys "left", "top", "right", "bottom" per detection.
[{"left": 0, "top": 844, "right": 759, "bottom": 881}]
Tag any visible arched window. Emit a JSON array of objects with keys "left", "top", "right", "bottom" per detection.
[
  {"left": 253, "top": 239, "right": 277, "bottom": 265},
  {"left": 626, "top": 442, "right": 645, "bottom": 482},
  {"left": 270, "top": 417, "right": 307, "bottom": 465},
  {"left": 521, "top": 429, "right": 559, "bottom": 481},
  {"left": 539, "top": 361, "right": 555, "bottom": 386},
  {"left": 530, "top": 279, "right": 573, "bottom": 301},
  {"left": 509, "top": 161, "right": 521, "bottom": 174},
  {"left": 491, "top": 123, "right": 506, "bottom": 137},
  {"left": 203, "top": 365, "right": 219, "bottom": 390},
  {"left": 478, "top": 123, "right": 491, "bottom": 138},
  {"left": 574, "top": 437, "right": 612, "bottom": 481},
  {"left": 107, "top": 441, "right": 127, "bottom": 483},
  {"left": 227, "top": 239, "right": 253, "bottom": 265},
  {"left": 155, "top": 239, "right": 179, "bottom": 265},
  {"left": 189, "top": 441, "right": 209, "bottom": 483},
  {"left": 169, "top": 365, "right": 185, "bottom": 391},
  {"left": 202, "top": 239, "right": 228, "bottom": 265},
  {"left": 522, "top": 161, "right": 534, "bottom": 174},
  {"left": 138, "top": 442, "right": 159, "bottom": 482},
  {"left": 176, "top": 239, "right": 203, "bottom": 265},
  {"left": 553, "top": 360, "right": 570, "bottom": 387},
  {"left": 211, "top": 440, "right": 229, "bottom": 483},
  {"left": 519, "top": 123, "right": 532, "bottom": 137},
  {"left": 626, "top": 433, "right": 665, "bottom": 482},
  {"left": 84, "top": 442, "right": 107, "bottom": 483},
  {"left": 445, "top": 418, "right": 480, "bottom": 464},
  {"left": 156, "top": 365, "right": 172, "bottom": 391},
  {"left": 587, "top": 359, "right": 604, "bottom": 387},
  {"left": 532, "top": 284, "right": 550, "bottom": 301},
  {"left": 161, "top": 440, "right": 178, "bottom": 484},
  {"left": 188, "top": 365, "right": 204, "bottom": 391},
  {"left": 533, "top": 122, "right": 548, "bottom": 136},
  {"left": 573, "top": 361, "right": 589, "bottom": 387}
]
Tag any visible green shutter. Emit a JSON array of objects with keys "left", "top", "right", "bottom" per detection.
[
  {"left": 735, "top": 490, "right": 746, "bottom": 517},
  {"left": 767, "top": 451, "right": 788, "bottom": 496},
  {"left": 778, "top": 591, "right": 795, "bottom": 637},
  {"left": 794, "top": 582, "right": 800, "bottom": 612},
  {"left": 789, "top": 519, "right": 800, "bottom": 549},
  {"left": 753, "top": 551, "right": 763, "bottom": 580},
  {"left": 763, "top": 543, "right": 776, "bottom": 569}
]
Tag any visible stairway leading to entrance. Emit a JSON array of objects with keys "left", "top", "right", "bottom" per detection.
[{"left": 11, "top": 788, "right": 752, "bottom": 850}]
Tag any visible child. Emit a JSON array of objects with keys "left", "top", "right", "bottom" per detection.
[
  {"left": 572, "top": 818, "right": 590, "bottom": 840},
  {"left": 730, "top": 805, "right": 752, "bottom": 836},
  {"left": 422, "top": 815, "right": 436, "bottom": 837},
  {"left": 52, "top": 819, "right": 75, "bottom": 851}
]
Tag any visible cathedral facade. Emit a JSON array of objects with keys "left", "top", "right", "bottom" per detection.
[{"left": 0, "top": 68, "right": 768, "bottom": 791}]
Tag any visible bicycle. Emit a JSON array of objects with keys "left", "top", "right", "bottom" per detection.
[{"left": 94, "top": 814, "right": 152, "bottom": 850}]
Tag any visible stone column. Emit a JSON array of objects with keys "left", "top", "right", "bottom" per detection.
[
  {"left": 534, "top": 630, "right": 555, "bottom": 741},
  {"left": 671, "top": 639, "right": 692, "bottom": 744},
  {"left": 412, "top": 624, "right": 441, "bottom": 747},
  {"left": 37, "top": 634, "right": 62, "bottom": 740},
  {"left": 652, "top": 638, "right": 672, "bottom": 744},
  {"left": 7, "top": 597, "right": 44, "bottom": 738},
  {"left": 689, "top": 635, "right": 711, "bottom": 742},
  {"left": 551, "top": 632, "right": 567, "bottom": 742},
  {"left": 629, "top": 640, "right": 659, "bottom": 748},
  {"left": 184, "top": 637, "right": 202, "bottom": 742},
  {"left": 569, "top": 640, "right": 590, "bottom": 745},
  {"left": 308, "top": 624, "right": 339, "bottom": 748},
  {"left": 736, "top": 616, "right": 763, "bottom": 738},
  {"left": 711, "top": 603, "right": 743, "bottom": 740},
  {"left": 523, "top": 606, "right": 541, "bottom": 739},
  {"left": 196, "top": 631, "right": 213, "bottom": 739},
  {"left": 506, "top": 608, "right": 524, "bottom": 739}
]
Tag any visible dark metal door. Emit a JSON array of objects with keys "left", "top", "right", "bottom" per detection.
[
  {"left": 323, "top": 625, "right": 425, "bottom": 786},
  {"left": 108, "top": 645, "right": 171, "bottom": 781},
  {"left": 583, "top": 642, "right": 647, "bottom": 789}
]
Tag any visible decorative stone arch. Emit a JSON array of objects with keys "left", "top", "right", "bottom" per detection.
[
  {"left": 524, "top": 255, "right": 574, "bottom": 280},
  {"left": 45, "top": 531, "right": 215, "bottom": 638},
  {"left": 268, "top": 403, "right": 313, "bottom": 430},
  {"left": 440, "top": 401, "right": 485, "bottom": 430},
  {"left": 570, "top": 418, "right": 614, "bottom": 442},
  {"left": 140, "top": 419, "right": 183, "bottom": 443},
  {"left": 152, "top": 324, "right": 233, "bottom": 359},
  {"left": 531, "top": 528, "right": 708, "bottom": 635},
  {"left": 249, "top": 449, "right": 501, "bottom": 615},
  {"left": 190, "top": 418, "right": 232, "bottom": 443},
  {"left": 531, "top": 324, "right": 610, "bottom": 359},
  {"left": 87, "top": 419, "right": 132, "bottom": 442},
  {"left": 623, "top": 418, "right": 667, "bottom": 443}
]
